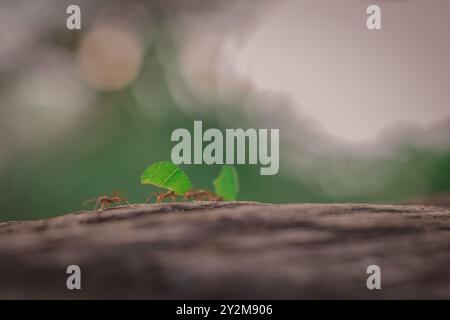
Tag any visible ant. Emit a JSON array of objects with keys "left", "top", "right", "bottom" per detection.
[
  {"left": 145, "top": 189, "right": 223, "bottom": 204},
  {"left": 83, "top": 190, "right": 129, "bottom": 211},
  {"left": 184, "top": 189, "right": 223, "bottom": 202},
  {"left": 145, "top": 190, "right": 178, "bottom": 203}
]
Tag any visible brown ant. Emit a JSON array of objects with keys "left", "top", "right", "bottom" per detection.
[
  {"left": 83, "top": 190, "right": 129, "bottom": 211},
  {"left": 184, "top": 189, "right": 223, "bottom": 202},
  {"left": 145, "top": 190, "right": 179, "bottom": 203},
  {"left": 145, "top": 189, "right": 223, "bottom": 204}
]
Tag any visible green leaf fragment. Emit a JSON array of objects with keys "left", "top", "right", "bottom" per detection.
[
  {"left": 140, "top": 161, "right": 192, "bottom": 195},
  {"left": 213, "top": 165, "right": 239, "bottom": 201}
]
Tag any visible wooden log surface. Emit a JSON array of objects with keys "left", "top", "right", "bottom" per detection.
[{"left": 0, "top": 202, "right": 449, "bottom": 299}]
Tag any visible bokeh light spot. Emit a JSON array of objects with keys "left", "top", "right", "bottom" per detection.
[{"left": 78, "top": 23, "right": 143, "bottom": 91}]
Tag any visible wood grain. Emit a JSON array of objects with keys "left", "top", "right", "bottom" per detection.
[{"left": 0, "top": 202, "right": 449, "bottom": 299}]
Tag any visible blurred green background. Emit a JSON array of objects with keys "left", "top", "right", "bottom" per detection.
[{"left": 0, "top": 0, "right": 449, "bottom": 221}]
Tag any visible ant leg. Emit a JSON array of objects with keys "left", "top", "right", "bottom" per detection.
[
  {"left": 145, "top": 193, "right": 157, "bottom": 203},
  {"left": 155, "top": 192, "right": 165, "bottom": 203},
  {"left": 157, "top": 191, "right": 171, "bottom": 203},
  {"left": 166, "top": 191, "right": 177, "bottom": 202}
]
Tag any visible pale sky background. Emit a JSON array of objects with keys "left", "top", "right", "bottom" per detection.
[{"left": 232, "top": 0, "right": 450, "bottom": 143}]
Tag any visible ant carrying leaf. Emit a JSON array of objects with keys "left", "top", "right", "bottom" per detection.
[
  {"left": 140, "top": 161, "right": 192, "bottom": 203},
  {"left": 83, "top": 190, "right": 129, "bottom": 211},
  {"left": 140, "top": 161, "right": 238, "bottom": 203}
]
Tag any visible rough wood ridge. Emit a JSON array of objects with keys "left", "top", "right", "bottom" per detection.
[{"left": 0, "top": 202, "right": 449, "bottom": 299}]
